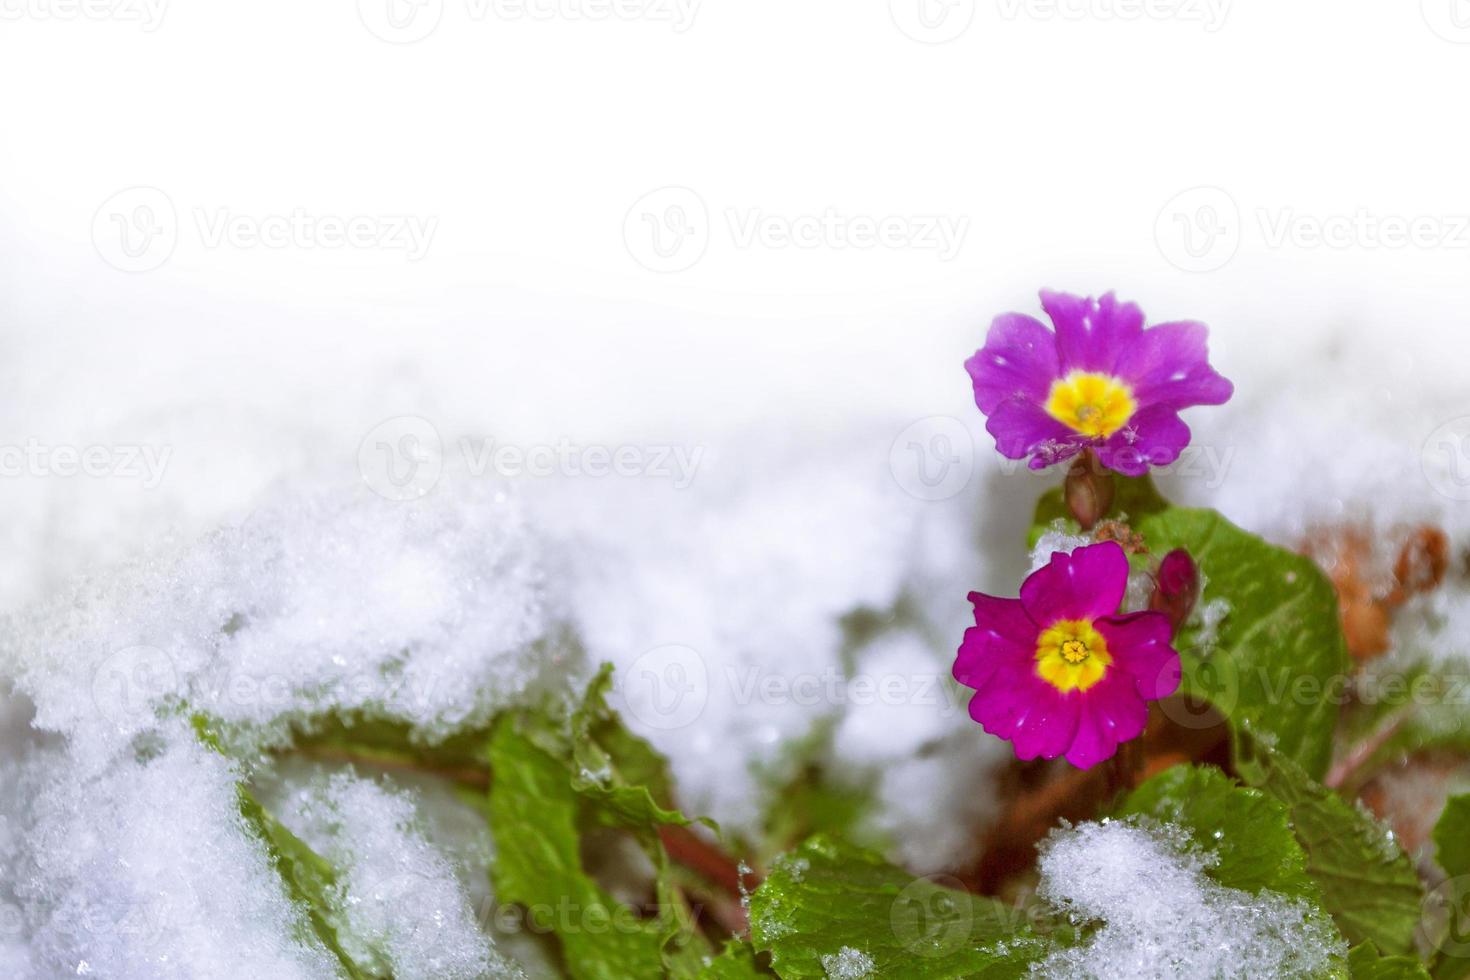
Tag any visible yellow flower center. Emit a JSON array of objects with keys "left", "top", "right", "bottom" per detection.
[
  {"left": 1035, "top": 619, "right": 1112, "bottom": 693},
  {"left": 1045, "top": 371, "right": 1136, "bottom": 438}
]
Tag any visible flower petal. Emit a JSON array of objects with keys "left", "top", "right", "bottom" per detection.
[
  {"left": 954, "top": 593, "right": 1037, "bottom": 690},
  {"left": 1094, "top": 404, "right": 1191, "bottom": 476},
  {"left": 1040, "top": 290, "right": 1145, "bottom": 375},
  {"left": 1113, "top": 320, "right": 1234, "bottom": 411},
  {"left": 1065, "top": 672, "right": 1148, "bottom": 768},
  {"left": 965, "top": 312, "right": 1062, "bottom": 415},
  {"left": 985, "top": 396, "right": 1088, "bottom": 468},
  {"left": 967, "top": 667, "right": 1081, "bottom": 762},
  {"left": 1020, "top": 540, "right": 1129, "bottom": 627},
  {"left": 1096, "top": 610, "right": 1181, "bottom": 700}
]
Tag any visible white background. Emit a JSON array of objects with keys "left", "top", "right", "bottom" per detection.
[{"left": 2, "top": 0, "right": 1469, "bottom": 599}]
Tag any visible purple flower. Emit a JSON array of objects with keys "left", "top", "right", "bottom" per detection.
[
  {"left": 953, "top": 542, "right": 1181, "bottom": 768},
  {"left": 964, "top": 290, "right": 1233, "bottom": 475}
]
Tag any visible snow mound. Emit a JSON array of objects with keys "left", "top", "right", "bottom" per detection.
[{"left": 1031, "top": 818, "right": 1345, "bottom": 980}]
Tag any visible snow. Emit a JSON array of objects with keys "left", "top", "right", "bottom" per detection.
[
  {"left": 820, "top": 945, "right": 875, "bottom": 979},
  {"left": 1, "top": 480, "right": 570, "bottom": 775},
  {"left": 829, "top": 630, "right": 1004, "bottom": 873},
  {"left": 0, "top": 716, "right": 343, "bottom": 980},
  {"left": 1030, "top": 818, "right": 1345, "bottom": 979}
]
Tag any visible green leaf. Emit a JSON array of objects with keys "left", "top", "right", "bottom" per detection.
[
  {"left": 1141, "top": 508, "right": 1348, "bottom": 779},
  {"left": 698, "top": 942, "right": 773, "bottom": 979},
  {"left": 285, "top": 710, "right": 495, "bottom": 779},
  {"left": 1348, "top": 942, "right": 1432, "bottom": 979},
  {"left": 1237, "top": 729, "right": 1425, "bottom": 955},
  {"left": 488, "top": 714, "right": 675, "bottom": 980},
  {"left": 1118, "top": 764, "right": 1324, "bottom": 904},
  {"left": 1030, "top": 484, "right": 1350, "bottom": 779},
  {"left": 1427, "top": 794, "right": 1470, "bottom": 978},
  {"left": 1436, "top": 794, "right": 1470, "bottom": 880},
  {"left": 748, "top": 835, "right": 1044, "bottom": 979},
  {"left": 566, "top": 666, "right": 705, "bottom": 832},
  {"left": 237, "top": 791, "right": 375, "bottom": 980},
  {"left": 485, "top": 666, "right": 714, "bottom": 980}
]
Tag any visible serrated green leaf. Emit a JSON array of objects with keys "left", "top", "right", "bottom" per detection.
[
  {"left": 488, "top": 714, "right": 673, "bottom": 980},
  {"left": 485, "top": 666, "right": 715, "bottom": 980},
  {"left": 1118, "top": 764, "right": 1325, "bottom": 904},
  {"left": 1030, "top": 481, "right": 1350, "bottom": 779},
  {"left": 1349, "top": 942, "right": 1432, "bottom": 979},
  {"left": 748, "top": 835, "right": 1044, "bottom": 979},
  {"left": 567, "top": 666, "right": 705, "bottom": 833},
  {"left": 1237, "top": 729, "right": 1425, "bottom": 955}
]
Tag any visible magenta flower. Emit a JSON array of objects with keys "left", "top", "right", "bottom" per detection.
[
  {"left": 953, "top": 542, "right": 1181, "bottom": 768},
  {"left": 964, "top": 290, "right": 1233, "bottom": 475}
]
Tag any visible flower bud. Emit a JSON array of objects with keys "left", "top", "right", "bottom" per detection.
[
  {"left": 1150, "top": 549, "right": 1200, "bottom": 633},
  {"left": 1064, "top": 453, "right": 1113, "bottom": 531}
]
